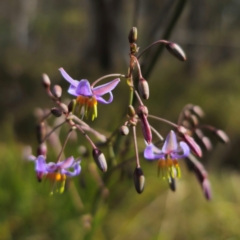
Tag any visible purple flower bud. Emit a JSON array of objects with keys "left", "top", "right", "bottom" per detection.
[
  {"left": 42, "top": 73, "right": 51, "bottom": 88},
  {"left": 165, "top": 42, "right": 186, "bottom": 61},
  {"left": 133, "top": 167, "right": 145, "bottom": 194},
  {"left": 92, "top": 149, "right": 107, "bottom": 172},
  {"left": 137, "top": 106, "right": 152, "bottom": 144},
  {"left": 51, "top": 107, "right": 63, "bottom": 117},
  {"left": 202, "top": 179, "right": 212, "bottom": 200},
  {"left": 120, "top": 125, "right": 129, "bottom": 136},
  {"left": 52, "top": 85, "right": 62, "bottom": 99},
  {"left": 138, "top": 78, "right": 149, "bottom": 100},
  {"left": 178, "top": 126, "right": 202, "bottom": 157},
  {"left": 128, "top": 27, "right": 138, "bottom": 43}
]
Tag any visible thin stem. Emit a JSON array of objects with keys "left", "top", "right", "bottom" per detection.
[
  {"left": 56, "top": 128, "right": 73, "bottom": 163},
  {"left": 74, "top": 124, "right": 97, "bottom": 149},
  {"left": 42, "top": 120, "right": 66, "bottom": 142},
  {"left": 91, "top": 73, "right": 126, "bottom": 88},
  {"left": 129, "top": 87, "right": 134, "bottom": 105},
  {"left": 137, "top": 40, "right": 169, "bottom": 59},
  {"left": 132, "top": 126, "right": 140, "bottom": 168},
  {"left": 134, "top": 90, "right": 144, "bottom": 106},
  {"left": 148, "top": 114, "right": 178, "bottom": 128},
  {"left": 150, "top": 125, "right": 164, "bottom": 141},
  {"left": 131, "top": 55, "right": 143, "bottom": 78},
  {"left": 40, "top": 111, "right": 52, "bottom": 122}
]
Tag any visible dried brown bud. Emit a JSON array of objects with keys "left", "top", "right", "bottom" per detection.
[
  {"left": 133, "top": 167, "right": 145, "bottom": 194},
  {"left": 52, "top": 85, "right": 62, "bottom": 99},
  {"left": 36, "top": 122, "right": 46, "bottom": 143},
  {"left": 138, "top": 78, "right": 149, "bottom": 100},
  {"left": 51, "top": 107, "right": 63, "bottom": 117},
  {"left": 128, "top": 27, "right": 138, "bottom": 43},
  {"left": 166, "top": 42, "right": 186, "bottom": 61},
  {"left": 120, "top": 125, "right": 129, "bottom": 136},
  {"left": 92, "top": 148, "right": 107, "bottom": 172},
  {"left": 42, "top": 73, "right": 51, "bottom": 88},
  {"left": 214, "top": 129, "right": 229, "bottom": 144},
  {"left": 168, "top": 176, "right": 176, "bottom": 192},
  {"left": 68, "top": 99, "right": 76, "bottom": 113}
]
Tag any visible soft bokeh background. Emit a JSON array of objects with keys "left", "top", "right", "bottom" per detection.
[{"left": 1, "top": 0, "right": 240, "bottom": 239}]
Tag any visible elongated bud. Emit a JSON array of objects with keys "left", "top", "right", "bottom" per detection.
[
  {"left": 42, "top": 73, "right": 51, "bottom": 88},
  {"left": 36, "top": 122, "right": 46, "bottom": 143},
  {"left": 166, "top": 42, "right": 186, "bottom": 61},
  {"left": 178, "top": 126, "right": 202, "bottom": 157},
  {"left": 137, "top": 106, "right": 152, "bottom": 144},
  {"left": 92, "top": 149, "right": 107, "bottom": 172},
  {"left": 202, "top": 179, "right": 212, "bottom": 200},
  {"left": 128, "top": 27, "right": 137, "bottom": 43},
  {"left": 128, "top": 105, "right": 136, "bottom": 117},
  {"left": 68, "top": 99, "right": 76, "bottom": 113},
  {"left": 214, "top": 129, "right": 229, "bottom": 144},
  {"left": 133, "top": 167, "right": 145, "bottom": 194},
  {"left": 120, "top": 125, "right": 129, "bottom": 136},
  {"left": 59, "top": 103, "right": 68, "bottom": 113},
  {"left": 52, "top": 85, "right": 62, "bottom": 99},
  {"left": 191, "top": 105, "right": 205, "bottom": 118},
  {"left": 138, "top": 78, "right": 149, "bottom": 100},
  {"left": 51, "top": 107, "right": 63, "bottom": 117},
  {"left": 37, "top": 143, "right": 47, "bottom": 157}
]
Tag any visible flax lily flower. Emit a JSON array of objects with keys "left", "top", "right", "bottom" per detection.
[
  {"left": 144, "top": 130, "right": 190, "bottom": 179},
  {"left": 34, "top": 155, "right": 81, "bottom": 193},
  {"left": 59, "top": 68, "right": 120, "bottom": 120}
]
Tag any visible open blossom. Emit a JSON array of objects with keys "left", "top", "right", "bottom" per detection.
[
  {"left": 59, "top": 68, "right": 120, "bottom": 120},
  {"left": 34, "top": 155, "right": 81, "bottom": 193},
  {"left": 144, "top": 130, "right": 190, "bottom": 179}
]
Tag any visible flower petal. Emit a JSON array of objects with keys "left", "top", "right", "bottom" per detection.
[
  {"left": 59, "top": 68, "right": 79, "bottom": 87},
  {"left": 162, "top": 130, "right": 178, "bottom": 154},
  {"left": 67, "top": 85, "right": 78, "bottom": 97},
  {"left": 171, "top": 141, "right": 190, "bottom": 159},
  {"left": 35, "top": 155, "right": 47, "bottom": 172},
  {"left": 46, "top": 162, "right": 58, "bottom": 172},
  {"left": 57, "top": 156, "right": 74, "bottom": 169},
  {"left": 144, "top": 144, "right": 165, "bottom": 160},
  {"left": 92, "top": 78, "right": 120, "bottom": 96},
  {"left": 75, "top": 80, "right": 93, "bottom": 96},
  {"left": 62, "top": 161, "right": 81, "bottom": 177},
  {"left": 95, "top": 92, "right": 113, "bottom": 104}
]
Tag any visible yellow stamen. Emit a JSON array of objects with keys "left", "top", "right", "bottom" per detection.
[
  {"left": 157, "top": 157, "right": 181, "bottom": 179},
  {"left": 76, "top": 96, "right": 98, "bottom": 120}
]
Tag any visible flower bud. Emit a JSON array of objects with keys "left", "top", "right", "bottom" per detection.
[
  {"left": 51, "top": 107, "right": 63, "bottom": 117},
  {"left": 178, "top": 126, "right": 202, "bottom": 157},
  {"left": 137, "top": 106, "right": 152, "bottom": 144},
  {"left": 202, "top": 179, "right": 212, "bottom": 200},
  {"left": 128, "top": 27, "right": 138, "bottom": 43},
  {"left": 52, "top": 85, "right": 62, "bottom": 99},
  {"left": 36, "top": 122, "right": 46, "bottom": 143},
  {"left": 128, "top": 105, "right": 136, "bottom": 117},
  {"left": 191, "top": 105, "right": 205, "bottom": 118},
  {"left": 138, "top": 78, "right": 149, "bottom": 100},
  {"left": 120, "top": 125, "right": 129, "bottom": 136},
  {"left": 68, "top": 99, "right": 76, "bottom": 113},
  {"left": 133, "top": 167, "right": 145, "bottom": 194},
  {"left": 92, "top": 148, "right": 107, "bottom": 172},
  {"left": 37, "top": 143, "right": 47, "bottom": 157},
  {"left": 42, "top": 73, "right": 51, "bottom": 88},
  {"left": 59, "top": 103, "right": 68, "bottom": 113},
  {"left": 214, "top": 129, "right": 229, "bottom": 144},
  {"left": 166, "top": 42, "right": 186, "bottom": 61}
]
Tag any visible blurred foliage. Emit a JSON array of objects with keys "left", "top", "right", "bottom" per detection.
[{"left": 1, "top": 0, "right": 240, "bottom": 239}]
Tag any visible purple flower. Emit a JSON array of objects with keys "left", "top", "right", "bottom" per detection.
[
  {"left": 59, "top": 68, "right": 120, "bottom": 120},
  {"left": 34, "top": 155, "right": 81, "bottom": 193},
  {"left": 144, "top": 130, "right": 190, "bottom": 179}
]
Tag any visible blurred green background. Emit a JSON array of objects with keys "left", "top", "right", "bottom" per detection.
[{"left": 1, "top": 0, "right": 240, "bottom": 239}]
